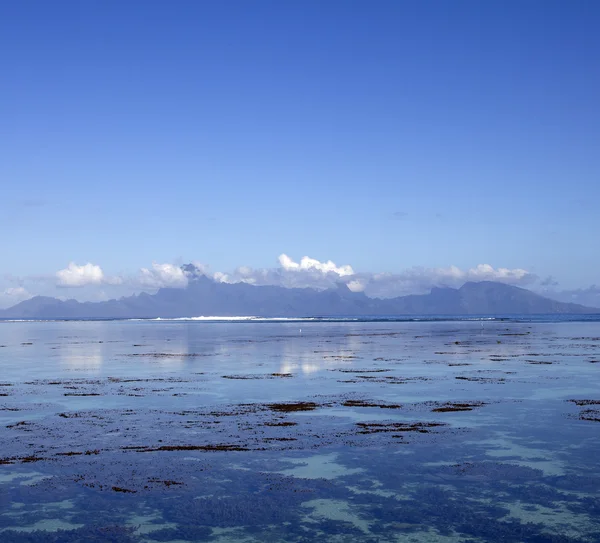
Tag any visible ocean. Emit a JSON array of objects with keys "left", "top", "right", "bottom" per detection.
[{"left": 1, "top": 317, "right": 599, "bottom": 542}]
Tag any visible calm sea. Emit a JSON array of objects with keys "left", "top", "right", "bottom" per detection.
[{"left": 1, "top": 317, "right": 599, "bottom": 542}]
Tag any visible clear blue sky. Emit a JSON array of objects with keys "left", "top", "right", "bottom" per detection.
[{"left": 1, "top": 0, "right": 599, "bottom": 290}]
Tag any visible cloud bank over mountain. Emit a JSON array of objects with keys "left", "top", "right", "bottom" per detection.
[
  {"left": 139, "top": 263, "right": 189, "bottom": 288},
  {"left": 205, "top": 254, "right": 536, "bottom": 298},
  {"left": 0, "top": 253, "right": 595, "bottom": 309}
]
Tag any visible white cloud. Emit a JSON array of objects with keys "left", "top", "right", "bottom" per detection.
[
  {"left": 138, "top": 262, "right": 188, "bottom": 288},
  {"left": 208, "top": 254, "right": 352, "bottom": 290},
  {"left": 463, "top": 263, "right": 531, "bottom": 283},
  {"left": 346, "top": 279, "right": 366, "bottom": 292},
  {"left": 56, "top": 262, "right": 122, "bottom": 287},
  {"left": 200, "top": 256, "right": 537, "bottom": 298},
  {"left": 278, "top": 254, "right": 354, "bottom": 276},
  {"left": 213, "top": 271, "right": 230, "bottom": 283},
  {"left": 10, "top": 255, "right": 540, "bottom": 306},
  {"left": 206, "top": 254, "right": 355, "bottom": 291}
]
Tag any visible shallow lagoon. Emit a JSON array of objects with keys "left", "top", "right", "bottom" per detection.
[{"left": 1, "top": 319, "right": 599, "bottom": 542}]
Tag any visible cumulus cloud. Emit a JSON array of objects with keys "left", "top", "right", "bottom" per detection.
[
  {"left": 29, "top": 255, "right": 542, "bottom": 303},
  {"left": 346, "top": 279, "right": 367, "bottom": 293},
  {"left": 56, "top": 262, "right": 122, "bottom": 287},
  {"left": 200, "top": 255, "right": 538, "bottom": 298},
  {"left": 138, "top": 263, "right": 189, "bottom": 288},
  {"left": 278, "top": 254, "right": 354, "bottom": 276},
  {"left": 51, "top": 261, "right": 189, "bottom": 292},
  {"left": 209, "top": 254, "right": 356, "bottom": 290},
  {"left": 213, "top": 271, "right": 234, "bottom": 284}
]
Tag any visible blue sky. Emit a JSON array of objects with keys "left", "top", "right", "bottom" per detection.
[{"left": 1, "top": 1, "right": 599, "bottom": 306}]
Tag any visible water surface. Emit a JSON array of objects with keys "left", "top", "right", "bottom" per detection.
[{"left": 1, "top": 319, "right": 599, "bottom": 542}]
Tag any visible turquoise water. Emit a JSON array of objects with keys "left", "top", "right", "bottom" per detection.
[{"left": 1, "top": 319, "right": 599, "bottom": 542}]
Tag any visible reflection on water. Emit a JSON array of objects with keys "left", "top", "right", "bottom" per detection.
[
  {"left": 59, "top": 341, "right": 105, "bottom": 372},
  {"left": 0, "top": 320, "right": 600, "bottom": 542}
]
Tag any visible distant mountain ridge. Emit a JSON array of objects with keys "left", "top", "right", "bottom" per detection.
[{"left": 0, "top": 277, "right": 597, "bottom": 319}]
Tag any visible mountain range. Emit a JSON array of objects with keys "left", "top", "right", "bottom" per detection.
[{"left": 0, "top": 275, "right": 597, "bottom": 319}]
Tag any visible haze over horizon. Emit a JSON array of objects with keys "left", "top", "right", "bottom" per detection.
[{"left": 2, "top": 1, "right": 599, "bottom": 308}]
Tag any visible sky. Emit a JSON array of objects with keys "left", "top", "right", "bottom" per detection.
[{"left": 1, "top": 1, "right": 599, "bottom": 308}]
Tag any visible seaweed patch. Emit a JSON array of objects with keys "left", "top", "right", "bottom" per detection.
[
  {"left": 431, "top": 401, "right": 487, "bottom": 413},
  {"left": 342, "top": 400, "right": 402, "bottom": 409},
  {"left": 267, "top": 402, "right": 320, "bottom": 412}
]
